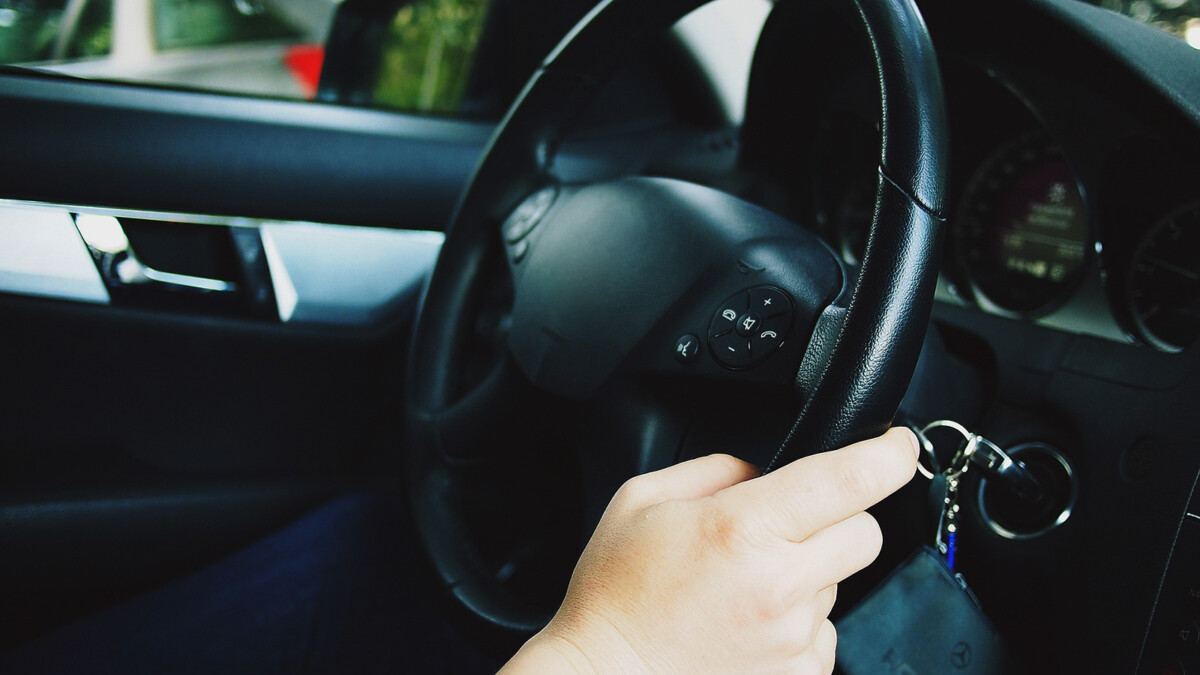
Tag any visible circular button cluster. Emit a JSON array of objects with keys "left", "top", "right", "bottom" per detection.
[{"left": 708, "top": 286, "right": 794, "bottom": 368}]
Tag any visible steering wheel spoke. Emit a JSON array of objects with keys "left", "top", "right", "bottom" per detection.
[{"left": 428, "top": 355, "right": 570, "bottom": 464}]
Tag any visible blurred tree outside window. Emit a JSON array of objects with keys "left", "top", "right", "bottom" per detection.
[
  {"left": 66, "top": 0, "right": 111, "bottom": 57},
  {"left": 373, "top": 0, "right": 490, "bottom": 114},
  {"left": 0, "top": 0, "right": 505, "bottom": 115},
  {"left": 0, "top": 0, "right": 112, "bottom": 62},
  {"left": 154, "top": 0, "right": 299, "bottom": 51}
]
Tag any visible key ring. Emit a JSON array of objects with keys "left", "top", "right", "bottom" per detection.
[
  {"left": 914, "top": 419, "right": 979, "bottom": 480},
  {"left": 909, "top": 424, "right": 940, "bottom": 480}
]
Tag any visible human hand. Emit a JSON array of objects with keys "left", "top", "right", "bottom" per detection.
[{"left": 500, "top": 427, "right": 919, "bottom": 674}]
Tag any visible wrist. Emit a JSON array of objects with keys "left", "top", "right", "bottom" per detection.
[
  {"left": 500, "top": 632, "right": 599, "bottom": 674},
  {"left": 502, "top": 609, "right": 656, "bottom": 674}
]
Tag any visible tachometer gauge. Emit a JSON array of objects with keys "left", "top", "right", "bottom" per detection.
[
  {"left": 1126, "top": 202, "right": 1200, "bottom": 352},
  {"left": 954, "top": 131, "right": 1089, "bottom": 315}
]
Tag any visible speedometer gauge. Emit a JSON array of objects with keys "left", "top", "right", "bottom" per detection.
[
  {"left": 1126, "top": 202, "right": 1200, "bottom": 352},
  {"left": 954, "top": 131, "right": 1089, "bottom": 315}
]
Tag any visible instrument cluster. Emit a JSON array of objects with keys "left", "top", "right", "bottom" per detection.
[{"left": 809, "top": 59, "right": 1200, "bottom": 353}]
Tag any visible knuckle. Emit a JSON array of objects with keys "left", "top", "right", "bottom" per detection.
[
  {"left": 708, "top": 453, "right": 758, "bottom": 480},
  {"left": 701, "top": 503, "right": 753, "bottom": 554},
  {"left": 835, "top": 459, "right": 885, "bottom": 503},
  {"left": 612, "top": 475, "right": 656, "bottom": 510},
  {"left": 754, "top": 586, "right": 796, "bottom": 623}
]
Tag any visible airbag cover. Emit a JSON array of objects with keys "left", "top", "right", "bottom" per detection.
[{"left": 506, "top": 177, "right": 839, "bottom": 398}]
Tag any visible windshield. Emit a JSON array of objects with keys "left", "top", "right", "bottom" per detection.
[{"left": 1094, "top": 0, "right": 1200, "bottom": 47}]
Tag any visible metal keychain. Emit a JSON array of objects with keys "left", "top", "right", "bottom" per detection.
[
  {"left": 909, "top": 420, "right": 1044, "bottom": 571},
  {"left": 907, "top": 420, "right": 984, "bottom": 566},
  {"left": 924, "top": 421, "right": 977, "bottom": 570}
]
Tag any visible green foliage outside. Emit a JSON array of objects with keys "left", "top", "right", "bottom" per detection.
[
  {"left": 373, "top": 0, "right": 490, "bottom": 114},
  {"left": 153, "top": 0, "right": 299, "bottom": 51},
  {"left": 0, "top": 0, "right": 112, "bottom": 63}
]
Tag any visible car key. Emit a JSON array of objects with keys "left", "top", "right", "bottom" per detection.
[
  {"left": 966, "top": 436, "right": 1047, "bottom": 504},
  {"left": 911, "top": 420, "right": 1051, "bottom": 571},
  {"left": 911, "top": 419, "right": 1047, "bottom": 501}
]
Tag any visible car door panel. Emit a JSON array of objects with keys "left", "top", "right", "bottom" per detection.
[
  {"left": 0, "top": 66, "right": 484, "bottom": 645},
  {"left": 0, "top": 72, "right": 492, "bottom": 230}
]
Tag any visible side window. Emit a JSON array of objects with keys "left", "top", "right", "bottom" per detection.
[
  {"left": 153, "top": 0, "right": 301, "bottom": 51},
  {"left": 65, "top": 0, "right": 112, "bottom": 58},
  {"left": 373, "top": 0, "right": 490, "bottom": 113},
  {"left": 0, "top": 0, "right": 335, "bottom": 99},
  {"left": 0, "top": 0, "right": 594, "bottom": 117},
  {"left": 368, "top": 0, "right": 597, "bottom": 117},
  {"left": 0, "top": 0, "right": 113, "bottom": 63}
]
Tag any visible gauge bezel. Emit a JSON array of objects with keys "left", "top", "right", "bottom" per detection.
[
  {"left": 1122, "top": 200, "right": 1200, "bottom": 353},
  {"left": 952, "top": 128, "right": 1094, "bottom": 319}
]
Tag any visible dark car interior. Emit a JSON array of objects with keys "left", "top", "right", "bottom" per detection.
[{"left": 1, "top": 0, "right": 1199, "bottom": 672}]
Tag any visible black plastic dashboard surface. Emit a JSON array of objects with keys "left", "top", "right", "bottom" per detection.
[{"left": 742, "top": 0, "right": 1200, "bottom": 672}]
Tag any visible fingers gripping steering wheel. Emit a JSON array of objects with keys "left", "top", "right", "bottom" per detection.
[{"left": 405, "top": 0, "right": 947, "bottom": 637}]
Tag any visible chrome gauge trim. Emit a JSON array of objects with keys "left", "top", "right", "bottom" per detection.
[
  {"left": 953, "top": 129, "right": 1093, "bottom": 318},
  {"left": 1123, "top": 200, "right": 1200, "bottom": 353}
]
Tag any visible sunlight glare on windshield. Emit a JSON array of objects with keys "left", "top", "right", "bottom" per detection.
[
  {"left": 1100, "top": 0, "right": 1200, "bottom": 48},
  {"left": 1187, "top": 17, "right": 1200, "bottom": 47}
]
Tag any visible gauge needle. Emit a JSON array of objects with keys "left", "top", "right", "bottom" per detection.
[{"left": 1144, "top": 255, "right": 1200, "bottom": 281}]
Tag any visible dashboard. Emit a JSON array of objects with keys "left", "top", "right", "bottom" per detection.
[
  {"left": 739, "top": 0, "right": 1200, "bottom": 356},
  {"left": 734, "top": 0, "right": 1200, "bottom": 672},
  {"left": 805, "top": 44, "right": 1200, "bottom": 355}
]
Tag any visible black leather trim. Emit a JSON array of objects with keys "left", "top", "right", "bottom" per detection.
[
  {"left": 769, "top": 173, "right": 945, "bottom": 468},
  {"left": 853, "top": 0, "right": 948, "bottom": 217}
]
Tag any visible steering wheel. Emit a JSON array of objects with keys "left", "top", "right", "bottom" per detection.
[{"left": 405, "top": 0, "right": 947, "bottom": 640}]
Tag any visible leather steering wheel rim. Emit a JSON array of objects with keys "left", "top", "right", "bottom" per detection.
[{"left": 405, "top": 0, "right": 947, "bottom": 637}]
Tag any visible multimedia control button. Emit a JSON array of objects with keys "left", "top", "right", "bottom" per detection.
[
  {"left": 735, "top": 312, "right": 762, "bottom": 337},
  {"left": 710, "top": 332, "right": 752, "bottom": 368},
  {"left": 674, "top": 334, "right": 701, "bottom": 364},
  {"left": 1173, "top": 618, "right": 1200, "bottom": 652},
  {"left": 707, "top": 286, "right": 797, "bottom": 369},
  {"left": 748, "top": 286, "right": 791, "bottom": 318},
  {"left": 751, "top": 315, "right": 790, "bottom": 354},
  {"left": 711, "top": 301, "right": 743, "bottom": 338}
]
